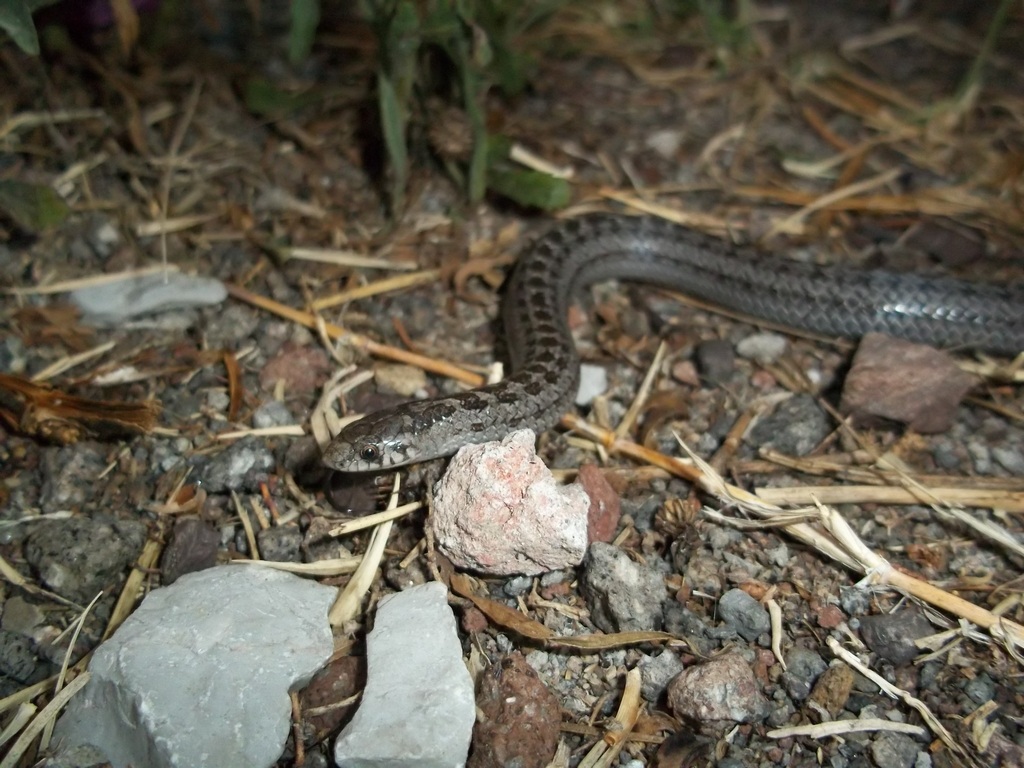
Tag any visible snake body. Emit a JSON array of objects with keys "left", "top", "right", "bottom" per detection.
[{"left": 322, "top": 214, "right": 1024, "bottom": 472}]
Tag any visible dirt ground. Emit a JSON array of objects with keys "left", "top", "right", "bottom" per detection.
[{"left": 1, "top": 1, "right": 1023, "bottom": 766}]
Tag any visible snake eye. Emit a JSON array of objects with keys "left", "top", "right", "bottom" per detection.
[{"left": 359, "top": 445, "right": 380, "bottom": 462}]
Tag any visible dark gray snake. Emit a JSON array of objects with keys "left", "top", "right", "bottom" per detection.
[{"left": 322, "top": 214, "right": 1024, "bottom": 472}]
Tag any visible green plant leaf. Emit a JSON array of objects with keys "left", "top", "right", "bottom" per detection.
[
  {"left": 242, "top": 77, "right": 319, "bottom": 116},
  {"left": 0, "top": 0, "right": 61, "bottom": 55},
  {"left": 384, "top": 0, "right": 422, "bottom": 107},
  {"left": 288, "top": 0, "right": 320, "bottom": 66},
  {"left": 486, "top": 168, "right": 571, "bottom": 211},
  {"left": 0, "top": 180, "right": 69, "bottom": 231},
  {"left": 378, "top": 71, "right": 408, "bottom": 213}
]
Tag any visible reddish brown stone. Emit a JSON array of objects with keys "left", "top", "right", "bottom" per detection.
[
  {"left": 576, "top": 463, "right": 621, "bottom": 543},
  {"left": 461, "top": 605, "right": 489, "bottom": 634},
  {"left": 807, "top": 663, "right": 854, "bottom": 719},
  {"left": 840, "top": 333, "right": 978, "bottom": 433},
  {"left": 815, "top": 604, "right": 845, "bottom": 629},
  {"left": 259, "top": 342, "right": 331, "bottom": 393},
  {"left": 468, "top": 652, "right": 561, "bottom": 768},
  {"left": 299, "top": 655, "right": 365, "bottom": 742},
  {"left": 667, "top": 653, "right": 769, "bottom": 731}
]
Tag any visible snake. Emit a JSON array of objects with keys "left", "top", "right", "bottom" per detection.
[{"left": 322, "top": 213, "right": 1024, "bottom": 472}]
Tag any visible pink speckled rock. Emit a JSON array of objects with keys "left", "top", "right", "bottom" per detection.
[{"left": 432, "top": 430, "right": 589, "bottom": 575}]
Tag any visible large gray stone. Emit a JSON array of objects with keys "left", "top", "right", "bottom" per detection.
[
  {"left": 335, "top": 582, "right": 475, "bottom": 767},
  {"left": 53, "top": 565, "right": 336, "bottom": 768}
]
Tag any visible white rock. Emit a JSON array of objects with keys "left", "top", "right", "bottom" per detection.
[
  {"left": 646, "top": 128, "right": 684, "bottom": 159},
  {"left": 53, "top": 566, "right": 336, "bottom": 768},
  {"left": 432, "top": 429, "right": 589, "bottom": 575},
  {"left": 334, "top": 582, "right": 475, "bottom": 768},
  {"left": 736, "top": 332, "right": 788, "bottom": 365},
  {"left": 71, "top": 272, "right": 226, "bottom": 324},
  {"left": 576, "top": 363, "right": 608, "bottom": 406}
]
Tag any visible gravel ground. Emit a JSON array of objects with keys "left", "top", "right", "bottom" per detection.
[{"left": 1, "top": 2, "right": 1023, "bottom": 766}]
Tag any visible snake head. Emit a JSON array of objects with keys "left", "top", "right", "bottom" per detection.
[{"left": 321, "top": 412, "right": 420, "bottom": 472}]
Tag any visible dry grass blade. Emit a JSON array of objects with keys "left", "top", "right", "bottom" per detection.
[
  {"left": 3, "top": 265, "right": 179, "bottom": 296},
  {"left": 827, "top": 637, "right": 964, "bottom": 757},
  {"left": 225, "top": 283, "right": 483, "bottom": 387},
  {"left": 768, "top": 717, "right": 928, "bottom": 740},
  {"left": 231, "top": 558, "right": 361, "bottom": 577},
  {"left": 563, "top": 413, "right": 1024, "bottom": 651},
  {"left": 102, "top": 537, "right": 163, "bottom": 641},
  {"left": 755, "top": 484, "right": 1024, "bottom": 514},
  {"left": 329, "top": 501, "right": 423, "bottom": 535},
  {"left": 329, "top": 474, "right": 402, "bottom": 626},
  {"left": 0, "top": 672, "right": 91, "bottom": 768},
  {"left": 310, "top": 269, "right": 441, "bottom": 311},
  {"left": 577, "top": 669, "right": 642, "bottom": 768},
  {"left": 283, "top": 246, "right": 424, "bottom": 270}
]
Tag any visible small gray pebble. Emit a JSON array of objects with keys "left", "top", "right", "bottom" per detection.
[
  {"left": 870, "top": 731, "right": 921, "bottom": 768},
  {"left": 695, "top": 339, "right": 735, "bottom": 381},
  {"left": 503, "top": 575, "right": 533, "bottom": 597},
  {"left": 991, "top": 446, "right": 1024, "bottom": 475},
  {"left": 257, "top": 525, "right": 302, "bottom": 563},
  {"left": 736, "top": 332, "right": 788, "bottom": 364},
  {"left": 252, "top": 400, "right": 294, "bottom": 429},
  {"left": 718, "top": 589, "right": 771, "bottom": 642}
]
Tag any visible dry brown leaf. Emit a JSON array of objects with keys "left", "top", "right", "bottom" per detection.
[
  {"left": 0, "top": 373, "right": 160, "bottom": 443},
  {"left": 450, "top": 572, "right": 679, "bottom": 649}
]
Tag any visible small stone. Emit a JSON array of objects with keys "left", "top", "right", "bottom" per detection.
[
  {"left": 503, "top": 575, "right": 533, "bottom": 597},
  {"left": 579, "top": 542, "right": 665, "bottom": 633},
  {"left": 858, "top": 609, "right": 933, "bottom": 665},
  {"left": 576, "top": 364, "right": 608, "bottom": 406},
  {"left": 335, "top": 583, "right": 475, "bottom": 767},
  {"left": 71, "top": 273, "right": 226, "bottom": 324},
  {"left": 1, "top": 596, "right": 46, "bottom": 636},
  {"left": 39, "top": 443, "right": 107, "bottom": 510},
  {"left": 781, "top": 647, "right": 827, "bottom": 702},
  {"left": 682, "top": 554, "right": 723, "bottom": 596},
  {"left": 373, "top": 363, "right": 428, "bottom": 397},
  {"left": 815, "top": 603, "right": 845, "bottom": 629},
  {"left": 0, "top": 629, "right": 49, "bottom": 684},
  {"left": 870, "top": 731, "right": 921, "bottom": 768},
  {"left": 840, "top": 333, "right": 978, "bottom": 433},
  {"left": 667, "top": 653, "right": 769, "bottom": 728},
  {"left": 252, "top": 400, "right": 294, "bottom": 428},
  {"left": 807, "top": 663, "right": 855, "bottom": 718},
  {"left": 461, "top": 606, "right": 489, "bottom": 634},
  {"left": 670, "top": 359, "right": 701, "bottom": 387},
  {"left": 161, "top": 518, "right": 220, "bottom": 584},
  {"left": 25, "top": 516, "right": 147, "bottom": 604},
  {"left": 839, "top": 586, "right": 872, "bottom": 617},
  {"left": 468, "top": 652, "right": 561, "bottom": 768},
  {"left": 259, "top": 342, "right": 331, "bottom": 394},
  {"left": 717, "top": 589, "right": 770, "bottom": 641},
  {"left": 747, "top": 394, "right": 830, "bottom": 457},
  {"left": 695, "top": 339, "right": 735, "bottom": 382},
  {"left": 992, "top": 446, "right": 1024, "bottom": 475},
  {"left": 257, "top": 525, "right": 302, "bottom": 562},
  {"left": 197, "top": 437, "right": 275, "bottom": 494},
  {"left": 576, "top": 464, "right": 621, "bottom": 543},
  {"left": 432, "top": 430, "right": 589, "bottom": 575},
  {"left": 638, "top": 651, "right": 686, "bottom": 703},
  {"left": 736, "top": 332, "right": 788, "bottom": 365},
  {"left": 646, "top": 128, "right": 684, "bottom": 159},
  {"left": 963, "top": 672, "right": 995, "bottom": 705},
  {"left": 300, "top": 656, "right": 365, "bottom": 744}
]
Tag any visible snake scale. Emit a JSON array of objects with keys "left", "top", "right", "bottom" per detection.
[{"left": 322, "top": 214, "right": 1024, "bottom": 472}]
